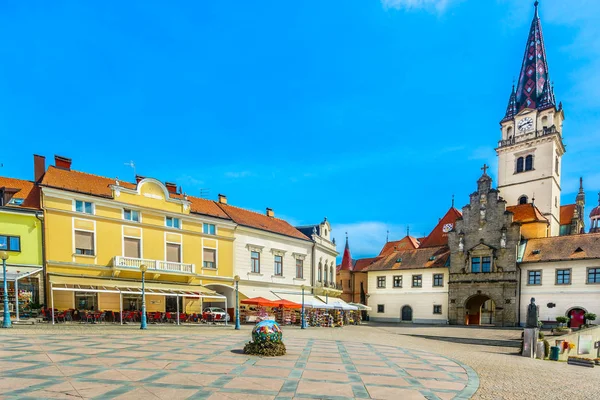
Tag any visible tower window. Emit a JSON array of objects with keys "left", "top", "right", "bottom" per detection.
[
  {"left": 516, "top": 157, "right": 524, "bottom": 173},
  {"left": 507, "top": 126, "right": 513, "bottom": 138},
  {"left": 542, "top": 116, "right": 548, "bottom": 128},
  {"left": 525, "top": 155, "right": 534, "bottom": 171},
  {"left": 555, "top": 156, "right": 559, "bottom": 175},
  {"left": 519, "top": 196, "right": 528, "bottom": 205}
]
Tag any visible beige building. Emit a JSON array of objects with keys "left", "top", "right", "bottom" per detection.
[{"left": 519, "top": 234, "right": 600, "bottom": 328}]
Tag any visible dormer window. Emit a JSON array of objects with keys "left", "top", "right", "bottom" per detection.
[{"left": 8, "top": 198, "right": 24, "bottom": 206}]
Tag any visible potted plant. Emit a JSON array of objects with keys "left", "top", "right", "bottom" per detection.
[
  {"left": 594, "top": 358, "right": 600, "bottom": 366},
  {"left": 583, "top": 313, "right": 597, "bottom": 328},
  {"left": 553, "top": 316, "right": 571, "bottom": 334}
]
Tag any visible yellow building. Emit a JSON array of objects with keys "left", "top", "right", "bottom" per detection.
[
  {"left": 0, "top": 174, "right": 44, "bottom": 318},
  {"left": 38, "top": 155, "right": 234, "bottom": 320}
]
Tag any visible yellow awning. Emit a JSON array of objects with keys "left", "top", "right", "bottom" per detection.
[{"left": 49, "top": 274, "right": 224, "bottom": 299}]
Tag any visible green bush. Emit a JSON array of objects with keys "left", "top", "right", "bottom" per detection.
[
  {"left": 584, "top": 313, "right": 597, "bottom": 324},
  {"left": 543, "top": 340, "right": 550, "bottom": 359},
  {"left": 555, "top": 316, "right": 568, "bottom": 326},
  {"left": 538, "top": 331, "right": 544, "bottom": 340},
  {"left": 243, "top": 341, "right": 287, "bottom": 357}
]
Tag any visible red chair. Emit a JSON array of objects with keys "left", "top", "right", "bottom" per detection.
[
  {"left": 179, "top": 313, "right": 187, "bottom": 323},
  {"left": 165, "top": 312, "right": 173, "bottom": 323}
]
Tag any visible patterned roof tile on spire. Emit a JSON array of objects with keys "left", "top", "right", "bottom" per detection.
[{"left": 512, "top": 1, "right": 556, "bottom": 114}]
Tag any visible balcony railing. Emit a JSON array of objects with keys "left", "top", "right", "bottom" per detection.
[
  {"left": 113, "top": 256, "right": 194, "bottom": 274},
  {"left": 498, "top": 126, "right": 558, "bottom": 148},
  {"left": 317, "top": 281, "right": 343, "bottom": 290}
]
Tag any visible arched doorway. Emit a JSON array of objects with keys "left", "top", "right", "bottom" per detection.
[
  {"left": 401, "top": 305, "right": 413, "bottom": 322},
  {"left": 465, "top": 295, "right": 496, "bottom": 325},
  {"left": 204, "top": 284, "right": 235, "bottom": 320},
  {"left": 567, "top": 307, "right": 586, "bottom": 329}
]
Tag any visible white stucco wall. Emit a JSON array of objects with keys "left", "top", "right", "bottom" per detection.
[
  {"left": 520, "top": 260, "right": 600, "bottom": 325},
  {"left": 367, "top": 268, "right": 449, "bottom": 324}
]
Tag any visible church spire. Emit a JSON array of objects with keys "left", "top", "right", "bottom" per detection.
[
  {"left": 339, "top": 233, "right": 353, "bottom": 271},
  {"left": 503, "top": 84, "right": 518, "bottom": 121},
  {"left": 513, "top": 1, "right": 553, "bottom": 112}
]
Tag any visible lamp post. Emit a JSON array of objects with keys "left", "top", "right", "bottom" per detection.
[
  {"left": 140, "top": 264, "right": 148, "bottom": 330},
  {"left": 234, "top": 275, "right": 240, "bottom": 330},
  {"left": 1, "top": 252, "right": 11, "bottom": 328},
  {"left": 301, "top": 284, "right": 306, "bottom": 329}
]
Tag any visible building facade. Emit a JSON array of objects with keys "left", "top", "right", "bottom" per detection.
[
  {"left": 0, "top": 174, "right": 44, "bottom": 315},
  {"left": 39, "top": 155, "right": 235, "bottom": 316}
]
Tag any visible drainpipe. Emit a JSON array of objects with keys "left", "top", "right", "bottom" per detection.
[
  {"left": 35, "top": 211, "right": 46, "bottom": 307},
  {"left": 311, "top": 241, "right": 316, "bottom": 292}
]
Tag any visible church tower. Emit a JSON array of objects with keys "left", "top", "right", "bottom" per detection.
[{"left": 496, "top": 1, "right": 565, "bottom": 236}]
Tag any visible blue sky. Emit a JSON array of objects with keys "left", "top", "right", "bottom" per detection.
[{"left": 1, "top": 1, "right": 599, "bottom": 259}]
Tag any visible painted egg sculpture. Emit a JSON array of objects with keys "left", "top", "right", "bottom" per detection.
[{"left": 252, "top": 320, "right": 283, "bottom": 343}]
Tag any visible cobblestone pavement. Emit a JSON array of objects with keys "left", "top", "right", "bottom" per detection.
[{"left": 0, "top": 323, "right": 599, "bottom": 399}]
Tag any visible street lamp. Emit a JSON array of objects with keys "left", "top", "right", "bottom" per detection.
[
  {"left": 234, "top": 275, "right": 240, "bottom": 330},
  {"left": 140, "top": 264, "right": 148, "bottom": 330},
  {"left": 301, "top": 284, "right": 306, "bottom": 329},
  {"left": 1, "top": 252, "right": 11, "bottom": 328}
]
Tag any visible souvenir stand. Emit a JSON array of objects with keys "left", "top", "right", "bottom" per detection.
[{"left": 240, "top": 297, "right": 302, "bottom": 325}]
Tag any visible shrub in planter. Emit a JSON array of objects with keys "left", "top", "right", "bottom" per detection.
[
  {"left": 555, "top": 316, "right": 568, "bottom": 327},
  {"left": 584, "top": 313, "right": 597, "bottom": 325}
]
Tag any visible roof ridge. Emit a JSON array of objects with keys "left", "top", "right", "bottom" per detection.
[
  {"left": 45, "top": 165, "right": 122, "bottom": 183},
  {"left": 0, "top": 176, "right": 36, "bottom": 185}
]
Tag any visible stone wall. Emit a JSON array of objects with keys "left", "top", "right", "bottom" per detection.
[{"left": 448, "top": 173, "right": 522, "bottom": 327}]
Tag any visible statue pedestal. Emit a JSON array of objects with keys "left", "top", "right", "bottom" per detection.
[{"left": 522, "top": 328, "right": 538, "bottom": 358}]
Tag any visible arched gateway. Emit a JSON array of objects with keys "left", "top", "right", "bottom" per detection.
[{"left": 465, "top": 294, "right": 496, "bottom": 325}]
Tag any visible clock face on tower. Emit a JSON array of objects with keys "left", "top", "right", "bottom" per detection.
[
  {"left": 442, "top": 223, "right": 454, "bottom": 233},
  {"left": 518, "top": 117, "right": 534, "bottom": 132}
]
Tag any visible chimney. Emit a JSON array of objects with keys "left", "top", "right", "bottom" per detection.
[
  {"left": 218, "top": 194, "right": 228, "bottom": 204},
  {"left": 54, "top": 155, "right": 72, "bottom": 170},
  {"left": 135, "top": 175, "right": 145, "bottom": 184},
  {"left": 266, "top": 208, "right": 274, "bottom": 218},
  {"left": 34, "top": 154, "right": 46, "bottom": 182},
  {"left": 165, "top": 182, "right": 178, "bottom": 194}
]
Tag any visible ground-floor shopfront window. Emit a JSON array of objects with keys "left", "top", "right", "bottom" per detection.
[{"left": 75, "top": 292, "right": 98, "bottom": 311}]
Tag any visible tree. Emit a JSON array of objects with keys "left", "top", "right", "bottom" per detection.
[
  {"left": 584, "top": 313, "right": 597, "bottom": 325},
  {"left": 556, "top": 316, "right": 568, "bottom": 327}
]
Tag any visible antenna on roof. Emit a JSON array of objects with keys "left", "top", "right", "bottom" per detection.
[
  {"left": 452, "top": 194, "right": 455, "bottom": 208},
  {"left": 386, "top": 230, "right": 389, "bottom": 243},
  {"left": 124, "top": 161, "right": 136, "bottom": 180},
  {"left": 199, "top": 188, "right": 210, "bottom": 198},
  {"left": 406, "top": 226, "right": 410, "bottom": 237}
]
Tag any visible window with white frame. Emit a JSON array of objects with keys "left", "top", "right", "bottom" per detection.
[
  {"left": 274, "top": 255, "right": 283, "bottom": 276},
  {"left": 124, "top": 209, "right": 140, "bottom": 222},
  {"left": 75, "top": 200, "right": 94, "bottom": 214},
  {"left": 377, "top": 276, "right": 386, "bottom": 288},
  {"left": 166, "top": 216, "right": 181, "bottom": 229},
  {"left": 393, "top": 275, "right": 402, "bottom": 288},
  {"left": 203, "top": 248, "right": 216, "bottom": 269},
  {"left": 75, "top": 230, "right": 95, "bottom": 256},
  {"left": 251, "top": 251, "right": 260, "bottom": 273},
  {"left": 296, "top": 258, "right": 303, "bottom": 279},
  {"left": 203, "top": 223, "right": 216, "bottom": 235}
]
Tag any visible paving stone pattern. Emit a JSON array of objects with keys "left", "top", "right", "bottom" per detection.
[{"left": 0, "top": 332, "right": 477, "bottom": 399}]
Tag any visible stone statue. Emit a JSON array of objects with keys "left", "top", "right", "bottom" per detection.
[
  {"left": 500, "top": 231, "right": 507, "bottom": 249},
  {"left": 526, "top": 297, "right": 539, "bottom": 328},
  {"left": 458, "top": 236, "right": 464, "bottom": 252},
  {"left": 480, "top": 206, "right": 486, "bottom": 221}
]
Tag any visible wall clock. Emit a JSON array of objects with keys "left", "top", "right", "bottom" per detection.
[{"left": 518, "top": 117, "right": 534, "bottom": 132}]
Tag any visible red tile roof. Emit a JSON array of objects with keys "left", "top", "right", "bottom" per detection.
[
  {"left": 40, "top": 166, "right": 230, "bottom": 219},
  {"left": 339, "top": 238, "right": 353, "bottom": 271},
  {"left": 379, "top": 236, "right": 419, "bottom": 257},
  {"left": 559, "top": 204, "right": 576, "bottom": 225},
  {"left": 217, "top": 203, "right": 310, "bottom": 241},
  {"left": 521, "top": 233, "right": 600, "bottom": 262},
  {"left": 506, "top": 203, "right": 548, "bottom": 224},
  {"left": 366, "top": 245, "right": 450, "bottom": 272},
  {"left": 0, "top": 176, "right": 40, "bottom": 209},
  {"left": 419, "top": 208, "right": 462, "bottom": 248},
  {"left": 353, "top": 257, "right": 380, "bottom": 272}
]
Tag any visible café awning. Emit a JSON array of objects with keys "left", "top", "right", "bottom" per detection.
[
  {"left": 316, "top": 296, "right": 358, "bottom": 310},
  {"left": 237, "top": 285, "right": 280, "bottom": 301},
  {"left": 48, "top": 275, "right": 225, "bottom": 299},
  {"left": 273, "top": 292, "right": 334, "bottom": 309}
]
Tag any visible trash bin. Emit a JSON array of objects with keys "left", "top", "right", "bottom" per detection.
[{"left": 549, "top": 346, "right": 560, "bottom": 361}]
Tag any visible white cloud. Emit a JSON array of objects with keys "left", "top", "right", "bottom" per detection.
[
  {"left": 332, "top": 221, "right": 422, "bottom": 258},
  {"left": 381, "top": 0, "right": 453, "bottom": 12}
]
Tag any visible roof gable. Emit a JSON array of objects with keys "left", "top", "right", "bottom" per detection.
[
  {"left": 522, "top": 233, "right": 600, "bottom": 262},
  {"left": 379, "top": 236, "right": 419, "bottom": 256},
  {"left": 507, "top": 203, "right": 548, "bottom": 224},
  {"left": 367, "top": 245, "right": 450, "bottom": 272},
  {"left": 419, "top": 208, "right": 462, "bottom": 248}
]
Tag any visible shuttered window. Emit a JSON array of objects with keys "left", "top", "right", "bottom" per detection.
[
  {"left": 203, "top": 248, "right": 216, "bottom": 269},
  {"left": 75, "top": 231, "right": 94, "bottom": 256},
  {"left": 166, "top": 243, "right": 181, "bottom": 262},
  {"left": 124, "top": 237, "right": 141, "bottom": 258}
]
